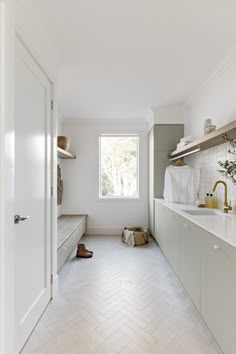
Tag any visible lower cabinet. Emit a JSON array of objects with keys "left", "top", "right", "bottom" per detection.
[
  {"left": 155, "top": 203, "right": 181, "bottom": 277},
  {"left": 165, "top": 211, "right": 181, "bottom": 277},
  {"left": 201, "top": 233, "right": 236, "bottom": 354},
  {"left": 180, "top": 221, "right": 202, "bottom": 311},
  {"left": 154, "top": 201, "right": 167, "bottom": 252},
  {"left": 154, "top": 200, "right": 236, "bottom": 354}
]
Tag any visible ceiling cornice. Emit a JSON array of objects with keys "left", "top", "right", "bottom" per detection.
[{"left": 186, "top": 44, "right": 236, "bottom": 107}]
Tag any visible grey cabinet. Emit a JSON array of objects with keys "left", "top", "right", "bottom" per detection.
[
  {"left": 154, "top": 201, "right": 181, "bottom": 277},
  {"left": 154, "top": 201, "right": 166, "bottom": 249},
  {"left": 154, "top": 200, "right": 236, "bottom": 354},
  {"left": 149, "top": 124, "right": 183, "bottom": 234},
  {"left": 201, "top": 233, "right": 236, "bottom": 354},
  {"left": 180, "top": 220, "right": 202, "bottom": 311},
  {"left": 166, "top": 211, "right": 181, "bottom": 277}
]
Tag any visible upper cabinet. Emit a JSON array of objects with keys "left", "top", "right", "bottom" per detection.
[
  {"left": 154, "top": 125, "right": 184, "bottom": 151},
  {"left": 148, "top": 124, "right": 184, "bottom": 234}
]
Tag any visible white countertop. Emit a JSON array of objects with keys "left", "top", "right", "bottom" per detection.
[{"left": 155, "top": 198, "right": 236, "bottom": 248}]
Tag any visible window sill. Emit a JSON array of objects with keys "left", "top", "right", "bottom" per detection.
[{"left": 97, "top": 197, "right": 141, "bottom": 202}]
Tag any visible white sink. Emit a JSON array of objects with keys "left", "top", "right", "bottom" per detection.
[{"left": 182, "top": 209, "right": 216, "bottom": 216}]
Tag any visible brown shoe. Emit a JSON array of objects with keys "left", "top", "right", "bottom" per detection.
[
  {"left": 78, "top": 243, "right": 93, "bottom": 255},
  {"left": 76, "top": 244, "right": 93, "bottom": 258}
]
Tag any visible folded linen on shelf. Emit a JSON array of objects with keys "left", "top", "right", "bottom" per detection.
[
  {"left": 176, "top": 142, "right": 187, "bottom": 149},
  {"left": 180, "top": 135, "right": 194, "bottom": 143}
]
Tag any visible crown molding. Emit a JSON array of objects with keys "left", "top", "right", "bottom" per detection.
[{"left": 186, "top": 44, "right": 236, "bottom": 107}]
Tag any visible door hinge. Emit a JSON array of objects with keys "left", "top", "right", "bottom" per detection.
[
  {"left": 51, "top": 100, "right": 54, "bottom": 110},
  {"left": 51, "top": 275, "right": 53, "bottom": 285},
  {"left": 51, "top": 186, "right": 53, "bottom": 197}
]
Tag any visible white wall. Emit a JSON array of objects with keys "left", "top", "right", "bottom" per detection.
[
  {"left": 61, "top": 119, "right": 149, "bottom": 234},
  {"left": 185, "top": 48, "right": 236, "bottom": 210},
  {"left": 0, "top": 1, "right": 15, "bottom": 353}
]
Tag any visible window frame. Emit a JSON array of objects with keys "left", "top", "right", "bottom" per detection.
[{"left": 98, "top": 134, "right": 140, "bottom": 200}]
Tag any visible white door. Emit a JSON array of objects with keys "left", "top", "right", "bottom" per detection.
[{"left": 14, "top": 38, "right": 52, "bottom": 353}]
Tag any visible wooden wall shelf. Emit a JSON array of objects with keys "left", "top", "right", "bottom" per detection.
[
  {"left": 169, "top": 120, "right": 236, "bottom": 160},
  {"left": 57, "top": 147, "right": 76, "bottom": 159}
]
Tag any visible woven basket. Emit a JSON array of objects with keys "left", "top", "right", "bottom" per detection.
[{"left": 57, "top": 136, "right": 70, "bottom": 151}]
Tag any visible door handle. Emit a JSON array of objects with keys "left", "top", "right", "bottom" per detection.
[{"left": 14, "top": 215, "right": 29, "bottom": 224}]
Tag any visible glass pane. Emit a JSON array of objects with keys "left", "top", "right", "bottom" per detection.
[{"left": 100, "top": 136, "right": 139, "bottom": 198}]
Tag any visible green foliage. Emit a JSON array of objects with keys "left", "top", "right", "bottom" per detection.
[{"left": 217, "top": 139, "right": 236, "bottom": 185}]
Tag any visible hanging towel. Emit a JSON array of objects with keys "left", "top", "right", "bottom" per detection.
[{"left": 163, "top": 165, "right": 199, "bottom": 203}]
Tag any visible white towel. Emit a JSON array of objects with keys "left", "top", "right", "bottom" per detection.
[
  {"left": 176, "top": 142, "right": 187, "bottom": 149},
  {"left": 163, "top": 165, "right": 199, "bottom": 203},
  {"left": 180, "top": 136, "right": 194, "bottom": 143}
]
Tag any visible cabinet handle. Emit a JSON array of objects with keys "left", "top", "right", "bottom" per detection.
[{"left": 213, "top": 244, "right": 221, "bottom": 250}]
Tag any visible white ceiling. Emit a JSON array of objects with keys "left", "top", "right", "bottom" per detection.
[{"left": 20, "top": 0, "right": 236, "bottom": 119}]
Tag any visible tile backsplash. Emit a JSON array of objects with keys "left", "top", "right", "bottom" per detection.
[{"left": 186, "top": 142, "right": 236, "bottom": 211}]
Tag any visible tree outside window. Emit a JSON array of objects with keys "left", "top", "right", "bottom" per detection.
[{"left": 99, "top": 135, "right": 139, "bottom": 198}]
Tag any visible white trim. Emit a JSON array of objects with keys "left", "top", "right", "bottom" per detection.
[
  {"left": 51, "top": 86, "right": 59, "bottom": 298},
  {"left": 186, "top": 45, "right": 236, "bottom": 106},
  {"left": 96, "top": 197, "right": 142, "bottom": 202},
  {"left": 0, "top": 4, "right": 5, "bottom": 353}
]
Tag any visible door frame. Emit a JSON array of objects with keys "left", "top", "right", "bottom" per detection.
[
  {"left": 15, "top": 32, "right": 58, "bottom": 298},
  {"left": 15, "top": 36, "right": 56, "bottom": 352},
  {"left": 0, "top": 1, "right": 15, "bottom": 354},
  {"left": 0, "top": 2, "right": 57, "bottom": 352}
]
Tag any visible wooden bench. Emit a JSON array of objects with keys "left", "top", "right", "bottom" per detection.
[{"left": 57, "top": 215, "right": 87, "bottom": 272}]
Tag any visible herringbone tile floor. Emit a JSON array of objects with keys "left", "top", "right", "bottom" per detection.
[{"left": 22, "top": 235, "right": 220, "bottom": 354}]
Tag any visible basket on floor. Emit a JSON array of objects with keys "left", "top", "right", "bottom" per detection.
[{"left": 122, "top": 226, "right": 150, "bottom": 247}]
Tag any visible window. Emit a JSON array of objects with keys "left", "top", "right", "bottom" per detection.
[{"left": 99, "top": 135, "right": 139, "bottom": 198}]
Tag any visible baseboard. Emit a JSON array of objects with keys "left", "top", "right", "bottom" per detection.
[{"left": 85, "top": 227, "right": 121, "bottom": 236}]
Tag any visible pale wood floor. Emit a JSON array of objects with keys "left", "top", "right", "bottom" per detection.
[{"left": 22, "top": 235, "right": 220, "bottom": 354}]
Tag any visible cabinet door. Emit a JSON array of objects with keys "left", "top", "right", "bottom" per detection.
[
  {"left": 154, "top": 124, "right": 184, "bottom": 151},
  {"left": 155, "top": 202, "right": 180, "bottom": 275},
  {"left": 154, "top": 201, "right": 166, "bottom": 250},
  {"left": 153, "top": 150, "right": 170, "bottom": 198},
  {"left": 148, "top": 128, "right": 154, "bottom": 234},
  {"left": 201, "top": 234, "right": 236, "bottom": 354},
  {"left": 180, "top": 220, "right": 202, "bottom": 311},
  {"left": 166, "top": 212, "right": 181, "bottom": 277}
]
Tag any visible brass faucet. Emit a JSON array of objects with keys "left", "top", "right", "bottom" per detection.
[{"left": 212, "top": 180, "right": 232, "bottom": 213}]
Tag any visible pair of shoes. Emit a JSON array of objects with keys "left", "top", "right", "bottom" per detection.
[{"left": 76, "top": 244, "right": 93, "bottom": 258}]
